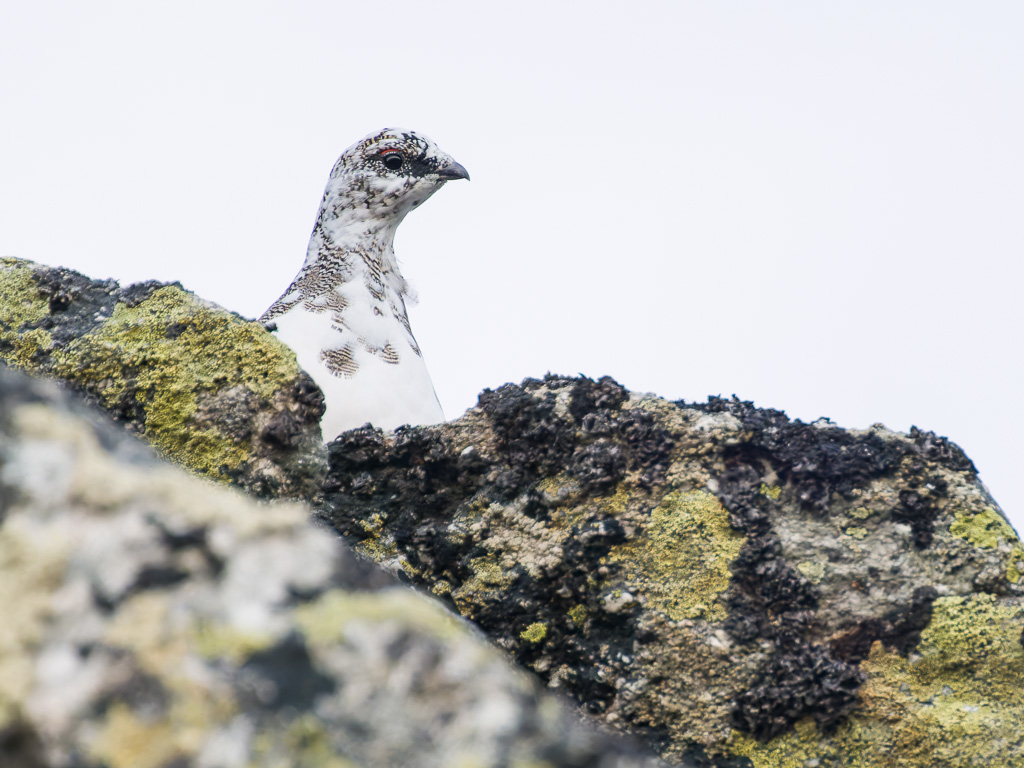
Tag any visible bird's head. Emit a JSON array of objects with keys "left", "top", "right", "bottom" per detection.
[{"left": 329, "top": 128, "right": 469, "bottom": 221}]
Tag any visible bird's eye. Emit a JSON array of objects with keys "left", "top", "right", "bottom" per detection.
[{"left": 381, "top": 152, "right": 404, "bottom": 171}]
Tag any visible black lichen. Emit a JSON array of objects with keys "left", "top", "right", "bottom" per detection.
[
  {"left": 731, "top": 642, "right": 865, "bottom": 741},
  {"left": 239, "top": 633, "right": 336, "bottom": 710},
  {"left": 478, "top": 377, "right": 576, "bottom": 494},
  {"left": 892, "top": 465, "right": 949, "bottom": 549},
  {"left": 0, "top": 721, "right": 46, "bottom": 768},
  {"left": 327, "top": 426, "right": 468, "bottom": 508},
  {"left": 568, "top": 440, "right": 627, "bottom": 492},
  {"left": 909, "top": 426, "right": 976, "bottom": 475},
  {"left": 568, "top": 374, "right": 629, "bottom": 420},
  {"left": 94, "top": 671, "right": 172, "bottom": 721},
  {"left": 617, "top": 408, "right": 675, "bottom": 488},
  {"left": 691, "top": 396, "right": 908, "bottom": 514},
  {"left": 725, "top": 535, "right": 819, "bottom": 645},
  {"left": 715, "top": 464, "right": 773, "bottom": 536}
]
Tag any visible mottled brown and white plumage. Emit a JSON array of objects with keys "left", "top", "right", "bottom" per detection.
[{"left": 261, "top": 128, "right": 468, "bottom": 439}]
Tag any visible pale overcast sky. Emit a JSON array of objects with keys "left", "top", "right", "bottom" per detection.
[{"left": 2, "top": 2, "right": 1021, "bottom": 528}]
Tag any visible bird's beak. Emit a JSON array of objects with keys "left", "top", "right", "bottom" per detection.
[{"left": 437, "top": 161, "right": 470, "bottom": 181}]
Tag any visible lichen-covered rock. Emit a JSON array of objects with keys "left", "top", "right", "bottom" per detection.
[
  {"left": 317, "top": 375, "right": 1024, "bottom": 767},
  {"left": 4, "top": 258, "right": 1021, "bottom": 766},
  {"left": 0, "top": 258, "right": 325, "bottom": 498},
  {"left": 0, "top": 367, "right": 676, "bottom": 768}
]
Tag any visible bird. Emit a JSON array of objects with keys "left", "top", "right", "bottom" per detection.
[{"left": 261, "top": 128, "right": 469, "bottom": 440}]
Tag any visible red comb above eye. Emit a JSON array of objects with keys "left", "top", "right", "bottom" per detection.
[{"left": 379, "top": 148, "right": 401, "bottom": 155}]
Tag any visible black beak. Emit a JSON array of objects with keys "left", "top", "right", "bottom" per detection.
[{"left": 437, "top": 161, "right": 470, "bottom": 181}]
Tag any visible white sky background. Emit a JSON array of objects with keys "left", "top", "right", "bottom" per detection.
[{"left": 1, "top": 2, "right": 1021, "bottom": 527}]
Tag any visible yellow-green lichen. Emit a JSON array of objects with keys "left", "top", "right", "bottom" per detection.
[
  {"left": 464, "top": 496, "right": 492, "bottom": 519},
  {"left": 0, "top": 515, "right": 73, "bottom": 727},
  {"left": 599, "top": 485, "right": 633, "bottom": 517},
  {"left": 540, "top": 473, "right": 586, "bottom": 529},
  {"left": 89, "top": 703, "right": 184, "bottom": 768},
  {"left": 295, "top": 589, "right": 464, "bottom": 647},
  {"left": 520, "top": 622, "right": 548, "bottom": 643},
  {"left": 1008, "top": 546, "right": 1024, "bottom": 584},
  {"left": 431, "top": 580, "right": 453, "bottom": 596},
  {"left": 95, "top": 593, "right": 240, "bottom": 768},
  {"left": 848, "top": 506, "right": 875, "bottom": 520},
  {"left": 449, "top": 554, "right": 515, "bottom": 618},
  {"left": 843, "top": 526, "right": 869, "bottom": 540},
  {"left": 725, "top": 593, "right": 1024, "bottom": 767},
  {"left": 48, "top": 286, "right": 300, "bottom": 481},
  {"left": 6, "top": 327, "right": 53, "bottom": 368},
  {"left": 0, "top": 261, "right": 54, "bottom": 369},
  {"left": 0, "top": 260, "right": 50, "bottom": 326},
  {"left": 949, "top": 507, "right": 1024, "bottom": 583},
  {"left": 189, "top": 620, "right": 275, "bottom": 665},
  {"left": 795, "top": 561, "right": 825, "bottom": 584},
  {"left": 759, "top": 483, "right": 781, "bottom": 500},
  {"left": 567, "top": 604, "right": 588, "bottom": 627},
  {"left": 246, "top": 714, "right": 356, "bottom": 768},
  {"left": 950, "top": 507, "right": 1017, "bottom": 549},
  {"left": 608, "top": 490, "right": 745, "bottom": 622},
  {"left": 468, "top": 556, "right": 508, "bottom": 587},
  {"left": 354, "top": 513, "right": 398, "bottom": 561}
]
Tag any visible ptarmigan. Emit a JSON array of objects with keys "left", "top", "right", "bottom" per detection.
[{"left": 261, "top": 128, "right": 469, "bottom": 439}]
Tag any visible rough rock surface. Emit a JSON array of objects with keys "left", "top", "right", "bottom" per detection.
[
  {"left": 0, "top": 258, "right": 325, "bottom": 498},
  {"left": 0, "top": 367, "right": 675, "bottom": 768},
  {"left": 318, "top": 376, "right": 1024, "bottom": 767}
]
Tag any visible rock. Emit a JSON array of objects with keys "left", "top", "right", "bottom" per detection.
[
  {"left": 317, "top": 375, "right": 1024, "bottom": 767},
  {"left": 0, "top": 257, "right": 325, "bottom": 499},
  {"left": 0, "top": 366, "right": 676, "bottom": 768},
  {"left": 4, "top": 258, "right": 1023, "bottom": 767}
]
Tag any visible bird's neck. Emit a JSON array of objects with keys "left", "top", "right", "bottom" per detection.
[
  {"left": 260, "top": 177, "right": 422, "bottom": 353},
  {"left": 304, "top": 211, "right": 409, "bottom": 300}
]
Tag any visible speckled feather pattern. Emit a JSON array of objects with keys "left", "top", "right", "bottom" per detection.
[{"left": 261, "top": 128, "right": 468, "bottom": 439}]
